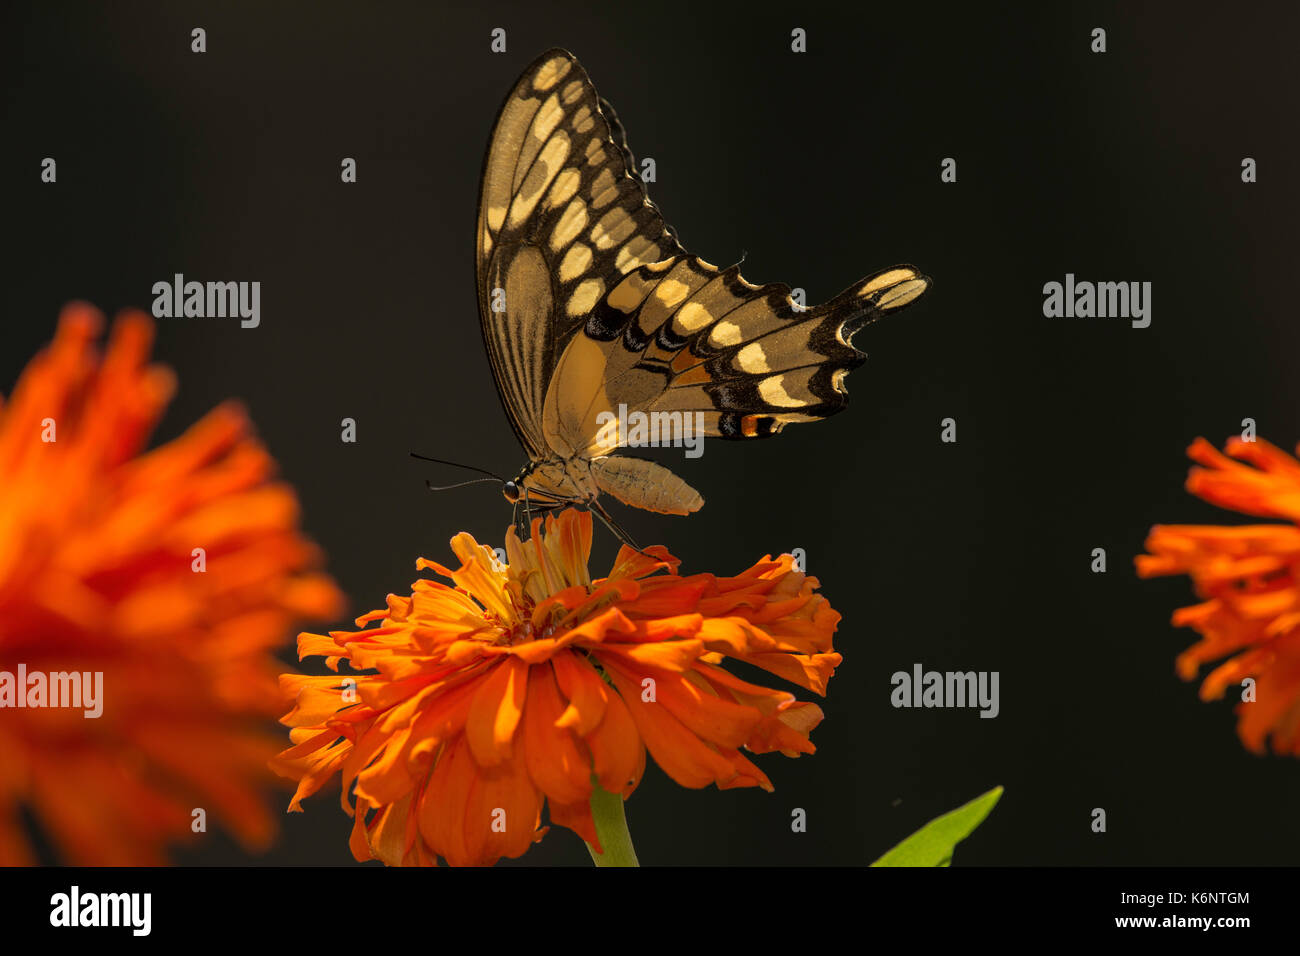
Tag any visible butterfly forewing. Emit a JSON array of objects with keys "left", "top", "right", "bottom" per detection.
[{"left": 476, "top": 49, "right": 684, "bottom": 458}]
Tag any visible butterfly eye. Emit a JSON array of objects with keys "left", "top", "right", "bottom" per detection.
[{"left": 503, "top": 481, "right": 520, "bottom": 502}]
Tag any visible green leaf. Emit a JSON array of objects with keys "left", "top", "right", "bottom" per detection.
[{"left": 870, "top": 786, "right": 1003, "bottom": 867}]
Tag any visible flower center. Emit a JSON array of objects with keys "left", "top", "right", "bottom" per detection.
[{"left": 494, "top": 608, "right": 563, "bottom": 646}]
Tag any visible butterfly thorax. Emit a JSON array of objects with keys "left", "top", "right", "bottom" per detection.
[{"left": 511, "top": 457, "right": 598, "bottom": 507}]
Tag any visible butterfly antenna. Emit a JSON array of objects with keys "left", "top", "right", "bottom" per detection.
[
  {"left": 409, "top": 452, "right": 506, "bottom": 482},
  {"left": 425, "top": 477, "right": 504, "bottom": 492}
]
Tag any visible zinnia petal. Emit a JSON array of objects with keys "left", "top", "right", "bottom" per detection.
[{"left": 1139, "top": 435, "right": 1300, "bottom": 755}]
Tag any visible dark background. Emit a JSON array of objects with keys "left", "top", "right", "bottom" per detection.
[{"left": 3, "top": 0, "right": 1298, "bottom": 866}]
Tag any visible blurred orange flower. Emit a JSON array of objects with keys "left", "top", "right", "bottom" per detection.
[
  {"left": 1138, "top": 436, "right": 1300, "bottom": 755},
  {"left": 0, "top": 303, "right": 342, "bottom": 864},
  {"left": 274, "top": 507, "right": 840, "bottom": 866}
]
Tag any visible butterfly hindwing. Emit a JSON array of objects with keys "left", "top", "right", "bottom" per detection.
[
  {"left": 543, "top": 255, "right": 929, "bottom": 457},
  {"left": 476, "top": 49, "right": 684, "bottom": 458}
]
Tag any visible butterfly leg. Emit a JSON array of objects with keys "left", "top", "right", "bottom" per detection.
[
  {"left": 518, "top": 489, "right": 569, "bottom": 541},
  {"left": 588, "top": 498, "right": 656, "bottom": 558},
  {"left": 518, "top": 487, "right": 540, "bottom": 540},
  {"left": 512, "top": 497, "right": 528, "bottom": 541}
]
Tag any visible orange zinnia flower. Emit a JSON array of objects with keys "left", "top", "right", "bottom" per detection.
[
  {"left": 1137, "top": 435, "right": 1300, "bottom": 755},
  {"left": 0, "top": 304, "right": 342, "bottom": 864},
  {"left": 274, "top": 508, "right": 840, "bottom": 866}
]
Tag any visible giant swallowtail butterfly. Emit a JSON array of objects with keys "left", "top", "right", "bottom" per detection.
[{"left": 477, "top": 49, "right": 928, "bottom": 537}]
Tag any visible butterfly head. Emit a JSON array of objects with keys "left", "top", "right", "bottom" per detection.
[{"left": 503, "top": 461, "right": 539, "bottom": 503}]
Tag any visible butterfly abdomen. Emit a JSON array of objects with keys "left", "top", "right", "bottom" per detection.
[{"left": 591, "top": 456, "right": 704, "bottom": 515}]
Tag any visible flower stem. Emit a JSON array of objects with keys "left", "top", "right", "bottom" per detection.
[{"left": 586, "top": 783, "right": 639, "bottom": 867}]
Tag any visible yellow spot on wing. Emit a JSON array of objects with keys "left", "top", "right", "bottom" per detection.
[
  {"left": 547, "top": 168, "right": 581, "bottom": 208},
  {"left": 590, "top": 168, "right": 615, "bottom": 200},
  {"left": 561, "top": 79, "right": 584, "bottom": 104},
  {"left": 531, "top": 93, "right": 565, "bottom": 145},
  {"left": 674, "top": 302, "right": 713, "bottom": 333},
  {"left": 533, "top": 57, "right": 572, "bottom": 91},
  {"left": 708, "top": 320, "right": 743, "bottom": 348},
  {"left": 735, "top": 341, "right": 771, "bottom": 373},
  {"left": 615, "top": 237, "right": 659, "bottom": 272},
  {"left": 572, "top": 104, "right": 595, "bottom": 134},
  {"left": 758, "top": 374, "right": 806, "bottom": 408},
  {"left": 551, "top": 200, "right": 588, "bottom": 252},
  {"left": 558, "top": 243, "right": 593, "bottom": 283},
  {"left": 567, "top": 277, "right": 605, "bottom": 316},
  {"left": 591, "top": 208, "right": 634, "bottom": 249},
  {"left": 607, "top": 272, "right": 656, "bottom": 312},
  {"left": 859, "top": 268, "right": 916, "bottom": 294},
  {"left": 654, "top": 278, "right": 691, "bottom": 310}
]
